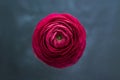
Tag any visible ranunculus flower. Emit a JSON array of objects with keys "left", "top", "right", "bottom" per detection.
[{"left": 32, "top": 13, "right": 86, "bottom": 68}]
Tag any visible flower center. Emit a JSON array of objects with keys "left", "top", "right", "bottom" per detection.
[{"left": 56, "top": 35, "right": 62, "bottom": 40}]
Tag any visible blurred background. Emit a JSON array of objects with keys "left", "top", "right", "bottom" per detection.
[{"left": 0, "top": 0, "right": 120, "bottom": 80}]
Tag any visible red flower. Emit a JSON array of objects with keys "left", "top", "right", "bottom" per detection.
[{"left": 32, "top": 13, "right": 86, "bottom": 68}]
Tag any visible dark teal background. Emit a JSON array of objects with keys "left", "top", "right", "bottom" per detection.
[{"left": 0, "top": 0, "right": 120, "bottom": 80}]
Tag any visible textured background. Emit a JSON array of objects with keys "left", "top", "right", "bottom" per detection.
[{"left": 0, "top": 0, "right": 120, "bottom": 80}]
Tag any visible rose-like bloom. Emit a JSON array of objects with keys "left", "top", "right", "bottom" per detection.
[{"left": 32, "top": 13, "right": 86, "bottom": 68}]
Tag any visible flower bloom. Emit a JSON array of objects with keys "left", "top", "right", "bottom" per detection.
[{"left": 32, "top": 13, "right": 86, "bottom": 68}]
